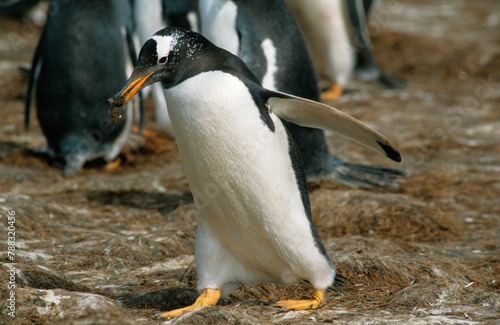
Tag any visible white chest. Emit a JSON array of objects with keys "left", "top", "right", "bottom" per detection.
[{"left": 163, "top": 71, "right": 333, "bottom": 289}]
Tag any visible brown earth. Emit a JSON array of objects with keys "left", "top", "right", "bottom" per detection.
[{"left": 1, "top": 0, "right": 499, "bottom": 324}]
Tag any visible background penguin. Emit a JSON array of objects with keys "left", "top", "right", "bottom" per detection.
[
  {"left": 199, "top": 0, "right": 405, "bottom": 187},
  {"left": 133, "top": 0, "right": 199, "bottom": 137},
  {"left": 0, "top": 0, "right": 47, "bottom": 27},
  {"left": 346, "top": 0, "right": 406, "bottom": 88},
  {"left": 283, "top": 0, "right": 405, "bottom": 99},
  {"left": 111, "top": 27, "right": 401, "bottom": 319},
  {"left": 0, "top": 0, "right": 41, "bottom": 16},
  {"left": 163, "top": 0, "right": 199, "bottom": 31},
  {"left": 25, "top": 0, "right": 138, "bottom": 176}
]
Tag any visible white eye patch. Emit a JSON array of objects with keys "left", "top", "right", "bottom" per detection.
[{"left": 151, "top": 35, "right": 178, "bottom": 65}]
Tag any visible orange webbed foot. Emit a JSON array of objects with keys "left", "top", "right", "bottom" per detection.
[
  {"left": 272, "top": 288, "right": 326, "bottom": 312},
  {"left": 159, "top": 288, "right": 222, "bottom": 319}
]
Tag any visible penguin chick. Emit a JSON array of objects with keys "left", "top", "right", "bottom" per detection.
[
  {"left": 111, "top": 27, "right": 401, "bottom": 319},
  {"left": 25, "top": 0, "right": 136, "bottom": 176}
]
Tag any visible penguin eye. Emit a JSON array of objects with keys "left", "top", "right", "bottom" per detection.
[{"left": 158, "top": 56, "right": 167, "bottom": 64}]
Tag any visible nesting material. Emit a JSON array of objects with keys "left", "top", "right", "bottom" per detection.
[{"left": 311, "top": 189, "right": 462, "bottom": 241}]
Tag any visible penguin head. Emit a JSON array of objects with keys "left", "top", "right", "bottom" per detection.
[{"left": 112, "top": 27, "right": 220, "bottom": 107}]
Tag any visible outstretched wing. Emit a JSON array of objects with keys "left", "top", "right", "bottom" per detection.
[{"left": 267, "top": 91, "right": 401, "bottom": 162}]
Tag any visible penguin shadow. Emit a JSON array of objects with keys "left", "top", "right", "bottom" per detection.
[
  {"left": 117, "top": 266, "right": 275, "bottom": 314},
  {"left": 0, "top": 141, "right": 54, "bottom": 169},
  {"left": 119, "top": 287, "right": 199, "bottom": 311},
  {"left": 0, "top": 140, "right": 124, "bottom": 174},
  {"left": 118, "top": 287, "right": 274, "bottom": 315},
  {"left": 86, "top": 190, "right": 193, "bottom": 215}
]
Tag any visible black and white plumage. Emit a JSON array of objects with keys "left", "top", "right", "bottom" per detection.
[
  {"left": 25, "top": 0, "right": 137, "bottom": 176},
  {"left": 111, "top": 27, "right": 401, "bottom": 318},
  {"left": 199, "top": 0, "right": 406, "bottom": 187},
  {"left": 346, "top": 0, "right": 406, "bottom": 87}
]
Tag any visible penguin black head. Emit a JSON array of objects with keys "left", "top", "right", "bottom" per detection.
[
  {"left": 112, "top": 27, "right": 200, "bottom": 107},
  {"left": 111, "top": 27, "right": 256, "bottom": 114}
]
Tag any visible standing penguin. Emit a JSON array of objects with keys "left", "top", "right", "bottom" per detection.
[
  {"left": 111, "top": 27, "right": 401, "bottom": 318},
  {"left": 199, "top": 0, "right": 405, "bottom": 187},
  {"left": 25, "top": 0, "right": 137, "bottom": 175},
  {"left": 133, "top": 0, "right": 199, "bottom": 137},
  {"left": 284, "top": 0, "right": 405, "bottom": 98}
]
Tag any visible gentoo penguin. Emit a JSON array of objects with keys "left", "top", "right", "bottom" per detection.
[
  {"left": 134, "top": 0, "right": 174, "bottom": 136},
  {"left": 133, "top": 0, "right": 199, "bottom": 137},
  {"left": 346, "top": 0, "right": 405, "bottom": 88},
  {"left": 199, "top": 0, "right": 405, "bottom": 187},
  {"left": 283, "top": 0, "right": 404, "bottom": 99},
  {"left": 25, "top": 0, "right": 137, "bottom": 176},
  {"left": 111, "top": 27, "right": 401, "bottom": 318}
]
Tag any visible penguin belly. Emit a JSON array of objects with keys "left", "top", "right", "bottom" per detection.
[
  {"left": 286, "top": 0, "right": 356, "bottom": 87},
  {"left": 164, "top": 71, "right": 334, "bottom": 296}
]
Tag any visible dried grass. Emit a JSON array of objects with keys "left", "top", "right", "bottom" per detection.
[{"left": 311, "top": 189, "right": 462, "bottom": 241}]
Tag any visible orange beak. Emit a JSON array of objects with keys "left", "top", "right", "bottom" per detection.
[
  {"left": 113, "top": 71, "right": 155, "bottom": 107},
  {"left": 109, "top": 71, "right": 154, "bottom": 122}
]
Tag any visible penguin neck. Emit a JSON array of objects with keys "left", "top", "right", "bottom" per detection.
[
  {"left": 163, "top": 43, "right": 261, "bottom": 90},
  {"left": 163, "top": 70, "right": 273, "bottom": 136}
]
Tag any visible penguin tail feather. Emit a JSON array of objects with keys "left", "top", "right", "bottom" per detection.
[{"left": 327, "top": 273, "right": 349, "bottom": 294}]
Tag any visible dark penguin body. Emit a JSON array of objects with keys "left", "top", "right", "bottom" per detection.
[
  {"left": 0, "top": 0, "right": 40, "bottom": 15},
  {"left": 25, "top": 0, "right": 136, "bottom": 175},
  {"left": 346, "top": 0, "right": 405, "bottom": 88},
  {"left": 163, "top": 0, "right": 199, "bottom": 31},
  {"left": 112, "top": 27, "right": 400, "bottom": 318},
  {"left": 200, "top": 0, "right": 405, "bottom": 187}
]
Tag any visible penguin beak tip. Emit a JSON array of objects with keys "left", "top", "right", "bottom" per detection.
[{"left": 108, "top": 94, "right": 127, "bottom": 122}]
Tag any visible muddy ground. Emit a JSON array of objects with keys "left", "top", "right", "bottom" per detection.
[{"left": 1, "top": 0, "right": 499, "bottom": 324}]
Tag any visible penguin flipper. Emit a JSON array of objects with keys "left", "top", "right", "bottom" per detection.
[
  {"left": 62, "top": 153, "right": 87, "bottom": 176},
  {"left": 267, "top": 91, "right": 402, "bottom": 163},
  {"left": 25, "top": 28, "right": 46, "bottom": 130}
]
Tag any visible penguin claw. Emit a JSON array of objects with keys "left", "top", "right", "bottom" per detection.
[{"left": 334, "top": 273, "right": 349, "bottom": 287}]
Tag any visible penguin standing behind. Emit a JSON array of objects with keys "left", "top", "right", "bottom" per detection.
[
  {"left": 25, "top": 0, "right": 137, "bottom": 175},
  {"left": 111, "top": 27, "right": 401, "bottom": 318},
  {"left": 133, "top": 0, "right": 199, "bottom": 137},
  {"left": 133, "top": 0, "right": 174, "bottom": 136},
  {"left": 199, "top": 0, "right": 405, "bottom": 187},
  {"left": 284, "top": 0, "right": 405, "bottom": 99}
]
